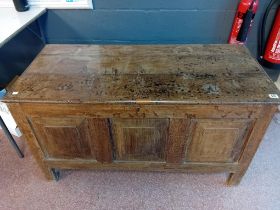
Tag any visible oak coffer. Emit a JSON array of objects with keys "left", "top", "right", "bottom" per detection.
[{"left": 2, "top": 44, "right": 280, "bottom": 185}]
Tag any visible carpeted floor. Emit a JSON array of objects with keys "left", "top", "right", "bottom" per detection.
[{"left": 0, "top": 115, "right": 280, "bottom": 210}]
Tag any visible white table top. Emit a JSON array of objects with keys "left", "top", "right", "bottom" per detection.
[{"left": 0, "top": 7, "right": 46, "bottom": 48}]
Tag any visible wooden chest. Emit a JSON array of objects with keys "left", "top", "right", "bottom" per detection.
[{"left": 3, "top": 44, "right": 280, "bottom": 185}]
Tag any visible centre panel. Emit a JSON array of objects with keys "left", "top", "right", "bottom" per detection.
[{"left": 111, "top": 119, "right": 169, "bottom": 162}]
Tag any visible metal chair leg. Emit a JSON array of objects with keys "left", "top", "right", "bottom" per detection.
[{"left": 0, "top": 116, "right": 24, "bottom": 158}]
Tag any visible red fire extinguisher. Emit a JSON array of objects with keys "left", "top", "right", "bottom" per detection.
[
  {"left": 229, "top": 0, "right": 259, "bottom": 44},
  {"left": 260, "top": 0, "right": 280, "bottom": 69}
]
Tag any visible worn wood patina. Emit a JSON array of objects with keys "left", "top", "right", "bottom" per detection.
[{"left": 2, "top": 44, "right": 280, "bottom": 185}]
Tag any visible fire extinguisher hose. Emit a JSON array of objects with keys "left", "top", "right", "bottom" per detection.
[
  {"left": 258, "top": 0, "right": 279, "bottom": 61},
  {"left": 237, "top": 0, "right": 256, "bottom": 42}
]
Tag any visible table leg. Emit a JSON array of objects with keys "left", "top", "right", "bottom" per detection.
[
  {"left": 51, "top": 169, "right": 60, "bottom": 181},
  {"left": 0, "top": 116, "right": 24, "bottom": 158}
]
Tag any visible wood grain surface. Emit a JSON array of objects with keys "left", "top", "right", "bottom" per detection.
[{"left": 3, "top": 44, "right": 280, "bottom": 105}]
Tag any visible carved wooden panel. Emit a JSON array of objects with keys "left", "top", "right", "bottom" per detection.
[
  {"left": 111, "top": 119, "right": 169, "bottom": 162},
  {"left": 29, "top": 117, "right": 111, "bottom": 161},
  {"left": 185, "top": 119, "right": 251, "bottom": 163}
]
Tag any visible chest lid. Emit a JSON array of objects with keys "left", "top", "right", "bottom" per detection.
[{"left": 3, "top": 44, "right": 280, "bottom": 105}]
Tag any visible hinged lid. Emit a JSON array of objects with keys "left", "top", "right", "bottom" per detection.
[{"left": 3, "top": 44, "right": 280, "bottom": 105}]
